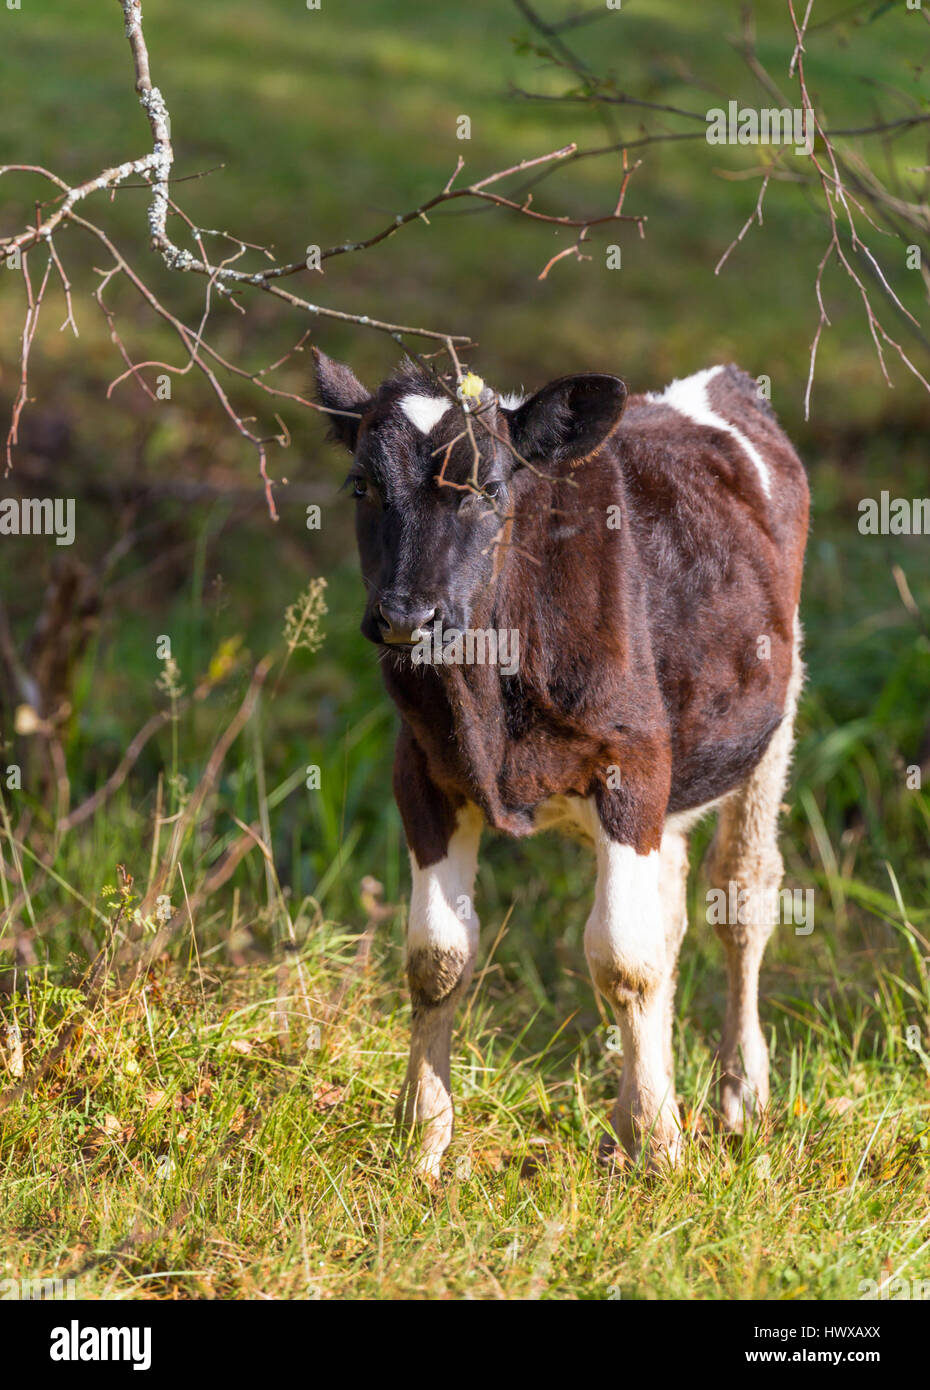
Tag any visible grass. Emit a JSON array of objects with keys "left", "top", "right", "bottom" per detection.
[
  {"left": 1, "top": 871, "right": 928, "bottom": 1300},
  {"left": 0, "top": 0, "right": 929, "bottom": 1300}
]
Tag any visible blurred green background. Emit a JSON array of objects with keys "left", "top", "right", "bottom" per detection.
[{"left": 0, "top": 0, "right": 928, "bottom": 1033}]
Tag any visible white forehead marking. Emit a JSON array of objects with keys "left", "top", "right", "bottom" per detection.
[
  {"left": 399, "top": 393, "right": 452, "bottom": 435},
  {"left": 646, "top": 365, "right": 771, "bottom": 497},
  {"left": 499, "top": 391, "right": 526, "bottom": 410}
]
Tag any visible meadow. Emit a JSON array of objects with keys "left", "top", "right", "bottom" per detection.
[{"left": 0, "top": 0, "right": 928, "bottom": 1300}]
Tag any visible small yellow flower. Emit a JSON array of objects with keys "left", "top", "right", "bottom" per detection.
[
  {"left": 14, "top": 704, "right": 40, "bottom": 736},
  {"left": 456, "top": 372, "right": 485, "bottom": 405}
]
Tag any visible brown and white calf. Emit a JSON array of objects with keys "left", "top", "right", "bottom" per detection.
[{"left": 315, "top": 351, "right": 809, "bottom": 1176}]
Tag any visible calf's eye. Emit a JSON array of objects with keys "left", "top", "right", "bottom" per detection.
[{"left": 352, "top": 478, "right": 368, "bottom": 498}]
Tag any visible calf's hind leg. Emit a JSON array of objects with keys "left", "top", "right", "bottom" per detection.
[
  {"left": 657, "top": 828, "right": 690, "bottom": 1084},
  {"left": 707, "top": 624, "right": 803, "bottom": 1132}
]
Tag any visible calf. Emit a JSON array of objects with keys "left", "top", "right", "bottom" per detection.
[{"left": 315, "top": 351, "right": 809, "bottom": 1176}]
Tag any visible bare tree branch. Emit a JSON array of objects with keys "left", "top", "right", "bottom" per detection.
[
  {"left": 0, "top": 0, "right": 643, "bottom": 515},
  {"left": 509, "top": 0, "right": 930, "bottom": 414}
]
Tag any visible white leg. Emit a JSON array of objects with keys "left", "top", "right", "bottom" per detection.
[
  {"left": 658, "top": 828, "right": 690, "bottom": 1083},
  {"left": 707, "top": 615, "right": 803, "bottom": 1132},
  {"left": 397, "top": 804, "right": 482, "bottom": 1180},
  {"left": 584, "top": 815, "right": 682, "bottom": 1168}
]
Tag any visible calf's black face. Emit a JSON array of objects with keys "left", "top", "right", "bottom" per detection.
[{"left": 313, "top": 350, "right": 627, "bottom": 648}]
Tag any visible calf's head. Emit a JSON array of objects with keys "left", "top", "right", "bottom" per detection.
[{"left": 314, "top": 351, "right": 627, "bottom": 649}]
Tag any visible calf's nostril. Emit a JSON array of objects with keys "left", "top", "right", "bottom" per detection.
[{"left": 377, "top": 601, "right": 438, "bottom": 644}]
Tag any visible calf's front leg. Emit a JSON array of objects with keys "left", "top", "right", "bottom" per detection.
[
  {"left": 584, "top": 811, "right": 682, "bottom": 1170},
  {"left": 395, "top": 802, "right": 482, "bottom": 1181}
]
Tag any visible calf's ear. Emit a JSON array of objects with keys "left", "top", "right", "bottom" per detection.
[
  {"left": 504, "top": 373, "right": 627, "bottom": 467},
  {"left": 313, "top": 348, "right": 371, "bottom": 451}
]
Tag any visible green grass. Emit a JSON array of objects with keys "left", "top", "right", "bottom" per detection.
[
  {"left": 1, "top": 869, "right": 928, "bottom": 1300},
  {"left": 0, "top": 0, "right": 929, "bottom": 1300}
]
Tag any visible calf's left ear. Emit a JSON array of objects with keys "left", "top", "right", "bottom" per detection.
[
  {"left": 504, "top": 373, "right": 627, "bottom": 467},
  {"left": 313, "top": 347, "right": 372, "bottom": 451}
]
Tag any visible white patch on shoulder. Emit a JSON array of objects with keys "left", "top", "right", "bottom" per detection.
[
  {"left": 647, "top": 365, "right": 771, "bottom": 497},
  {"left": 400, "top": 393, "right": 452, "bottom": 435},
  {"left": 499, "top": 391, "right": 526, "bottom": 411}
]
